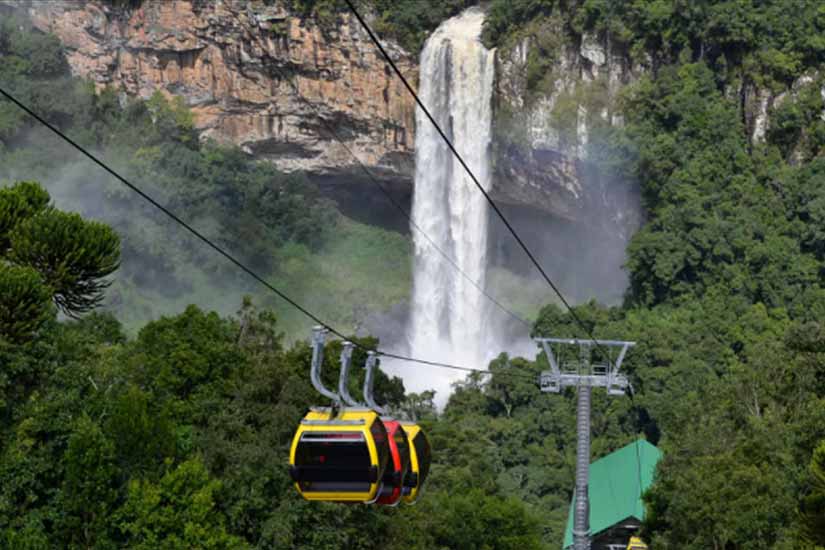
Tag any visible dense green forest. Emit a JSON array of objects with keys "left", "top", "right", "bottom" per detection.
[{"left": 3, "top": 0, "right": 825, "bottom": 549}]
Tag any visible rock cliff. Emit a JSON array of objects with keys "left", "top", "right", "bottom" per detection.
[
  {"left": 5, "top": 1, "right": 813, "bottom": 227},
  {"left": 491, "top": 27, "right": 642, "bottom": 238},
  {"left": 9, "top": 0, "right": 655, "bottom": 226},
  {"left": 490, "top": 19, "right": 820, "bottom": 223},
  {"left": 10, "top": 0, "right": 417, "bottom": 188}
]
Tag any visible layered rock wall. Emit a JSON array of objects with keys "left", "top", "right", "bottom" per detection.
[{"left": 10, "top": 0, "right": 417, "bottom": 186}]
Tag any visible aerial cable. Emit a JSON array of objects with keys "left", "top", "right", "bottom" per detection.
[
  {"left": 627, "top": 391, "right": 646, "bottom": 508},
  {"left": 343, "top": 0, "right": 618, "bottom": 365},
  {"left": 0, "top": 85, "right": 538, "bottom": 383},
  {"left": 266, "top": 61, "right": 531, "bottom": 330}
]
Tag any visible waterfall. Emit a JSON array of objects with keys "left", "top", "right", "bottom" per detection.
[{"left": 405, "top": 8, "right": 496, "bottom": 397}]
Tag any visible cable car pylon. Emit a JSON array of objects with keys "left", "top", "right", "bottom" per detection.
[{"left": 535, "top": 337, "right": 636, "bottom": 550}]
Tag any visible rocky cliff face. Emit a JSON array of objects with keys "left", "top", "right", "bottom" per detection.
[
  {"left": 7, "top": 0, "right": 644, "bottom": 225},
  {"left": 10, "top": 0, "right": 417, "bottom": 188},
  {"left": 492, "top": 27, "right": 642, "bottom": 239},
  {"left": 8, "top": 0, "right": 640, "bottom": 224},
  {"left": 5, "top": 1, "right": 811, "bottom": 226}
]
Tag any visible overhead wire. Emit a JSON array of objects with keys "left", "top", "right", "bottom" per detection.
[
  {"left": 265, "top": 60, "right": 532, "bottom": 330},
  {"left": 0, "top": 85, "right": 539, "bottom": 384},
  {"left": 342, "top": 0, "right": 620, "bottom": 367},
  {"left": 629, "top": 390, "right": 646, "bottom": 508}
]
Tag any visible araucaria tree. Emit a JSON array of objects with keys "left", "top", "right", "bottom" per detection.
[{"left": 0, "top": 181, "right": 120, "bottom": 339}]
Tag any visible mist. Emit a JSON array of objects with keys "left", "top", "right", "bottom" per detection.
[
  {"left": 0, "top": 104, "right": 641, "bottom": 412},
  {"left": 0, "top": 109, "right": 310, "bottom": 338}
]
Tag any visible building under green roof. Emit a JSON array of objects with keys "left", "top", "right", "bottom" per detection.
[{"left": 563, "top": 439, "right": 662, "bottom": 550}]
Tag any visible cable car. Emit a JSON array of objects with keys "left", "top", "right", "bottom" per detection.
[
  {"left": 290, "top": 408, "right": 389, "bottom": 502},
  {"left": 361, "top": 352, "right": 411, "bottom": 505},
  {"left": 361, "top": 351, "right": 430, "bottom": 505},
  {"left": 375, "top": 419, "right": 411, "bottom": 505},
  {"left": 289, "top": 327, "right": 433, "bottom": 505},
  {"left": 400, "top": 421, "right": 431, "bottom": 504},
  {"left": 289, "top": 330, "right": 391, "bottom": 502}
]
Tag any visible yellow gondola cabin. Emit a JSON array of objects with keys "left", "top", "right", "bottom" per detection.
[
  {"left": 400, "top": 422, "right": 431, "bottom": 504},
  {"left": 289, "top": 408, "right": 389, "bottom": 502}
]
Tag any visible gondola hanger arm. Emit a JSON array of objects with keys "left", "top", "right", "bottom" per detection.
[
  {"left": 363, "top": 351, "right": 387, "bottom": 415},
  {"left": 338, "top": 341, "right": 364, "bottom": 407},
  {"left": 310, "top": 326, "right": 340, "bottom": 405}
]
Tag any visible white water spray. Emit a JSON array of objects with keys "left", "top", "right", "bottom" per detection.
[{"left": 400, "top": 8, "right": 497, "bottom": 402}]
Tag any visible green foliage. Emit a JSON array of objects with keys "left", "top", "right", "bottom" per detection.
[
  {"left": 0, "top": 181, "right": 50, "bottom": 252},
  {"left": 408, "top": 489, "right": 544, "bottom": 550},
  {"left": 0, "top": 283, "right": 552, "bottom": 549},
  {"left": 0, "top": 14, "right": 77, "bottom": 143},
  {"left": 1, "top": 180, "right": 121, "bottom": 319},
  {"left": 56, "top": 416, "right": 119, "bottom": 549},
  {"left": 523, "top": 16, "right": 564, "bottom": 96},
  {"left": 612, "top": 61, "right": 825, "bottom": 316},
  {"left": 801, "top": 441, "right": 825, "bottom": 546},
  {"left": 9, "top": 209, "right": 120, "bottom": 316},
  {"left": 106, "top": 384, "right": 177, "bottom": 476},
  {"left": 549, "top": 77, "right": 611, "bottom": 148},
  {"left": 268, "top": 217, "right": 411, "bottom": 334},
  {"left": 484, "top": 0, "right": 825, "bottom": 88},
  {"left": 274, "top": 0, "right": 476, "bottom": 51},
  {"left": 766, "top": 76, "right": 825, "bottom": 161},
  {"left": 2, "top": 518, "right": 49, "bottom": 550},
  {"left": 0, "top": 264, "right": 51, "bottom": 344},
  {"left": 369, "top": 0, "right": 477, "bottom": 52},
  {"left": 128, "top": 305, "right": 246, "bottom": 417},
  {"left": 0, "top": 15, "right": 67, "bottom": 79},
  {"left": 117, "top": 457, "right": 250, "bottom": 550},
  {"left": 145, "top": 91, "right": 197, "bottom": 146},
  {"left": 482, "top": 0, "right": 555, "bottom": 47},
  {"left": 285, "top": 0, "right": 343, "bottom": 28},
  {"left": 101, "top": 0, "right": 145, "bottom": 9}
]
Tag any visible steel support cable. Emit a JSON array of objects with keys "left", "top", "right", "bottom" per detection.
[
  {"left": 342, "top": 0, "right": 619, "bottom": 367},
  {"left": 629, "top": 392, "right": 646, "bottom": 510},
  {"left": 0, "top": 85, "right": 539, "bottom": 383},
  {"left": 266, "top": 61, "right": 532, "bottom": 330}
]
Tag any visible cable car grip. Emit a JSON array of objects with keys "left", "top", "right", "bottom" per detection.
[
  {"left": 362, "top": 351, "right": 387, "bottom": 415},
  {"left": 310, "top": 326, "right": 341, "bottom": 406}
]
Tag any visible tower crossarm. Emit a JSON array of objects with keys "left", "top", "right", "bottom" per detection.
[{"left": 535, "top": 338, "right": 635, "bottom": 394}]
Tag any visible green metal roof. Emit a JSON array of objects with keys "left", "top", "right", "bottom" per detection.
[{"left": 562, "top": 439, "right": 662, "bottom": 549}]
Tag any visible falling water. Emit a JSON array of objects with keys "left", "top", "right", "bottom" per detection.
[{"left": 404, "top": 8, "right": 497, "bottom": 398}]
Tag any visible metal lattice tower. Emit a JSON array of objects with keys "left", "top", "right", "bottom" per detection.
[{"left": 536, "top": 338, "right": 635, "bottom": 550}]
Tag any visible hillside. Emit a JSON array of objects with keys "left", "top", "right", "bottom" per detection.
[{"left": 1, "top": 1, "right": 825, "bottom": 549}]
